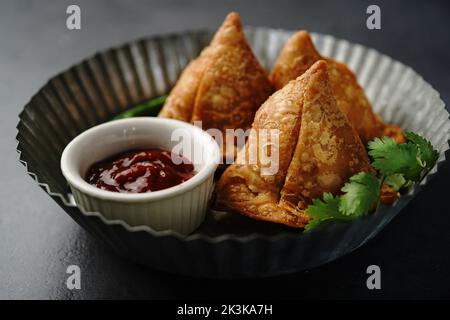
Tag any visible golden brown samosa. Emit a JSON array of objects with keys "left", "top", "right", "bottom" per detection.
[
  {"left": 159, "top": 12, "right": 273, "bottom": 159},
  {"left": 215, "top": 61, "right": 374, "bottom": 228},
  {"left": 270, "top": 31, "right": 403, "bottom": 144}
]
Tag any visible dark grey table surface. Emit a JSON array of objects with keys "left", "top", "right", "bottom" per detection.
[{"left": 1, "top": 0, "right": 450, "bottom": 299}]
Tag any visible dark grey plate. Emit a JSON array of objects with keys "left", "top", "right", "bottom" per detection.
[{"left": 15, "top": 28, "right": 450, "bottom": 278}]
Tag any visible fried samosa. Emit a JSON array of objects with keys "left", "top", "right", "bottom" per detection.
[
  {"left": 215, "top": 61, "right": 375, "bottom": 228},
  {"left": 270, "top": 31, "right": 403, "bottom": 144},
  {"left": 159, "top": 12, "right": 273, "bottom": 160}
]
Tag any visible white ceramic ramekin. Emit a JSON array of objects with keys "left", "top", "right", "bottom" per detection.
[{"left": 60, "top": 117, "right": 220, "bottom": 235}]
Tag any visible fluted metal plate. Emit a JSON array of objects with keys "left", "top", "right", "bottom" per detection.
[{"left": 16, "top": 28, "right": 450, "bottom": 278}]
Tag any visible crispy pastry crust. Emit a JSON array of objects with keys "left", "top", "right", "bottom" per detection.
[
  {"left": 270, "top": 31, "right": 404, "bottom": 144},
  {"left": 159, "top": 12, "right": 273, "bottom": 159},
  {"left": 215, "top": 61, "right": 374, "bottom": 228}
]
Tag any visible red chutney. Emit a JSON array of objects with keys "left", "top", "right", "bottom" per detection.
[{"left": 85, "top": 149, "right": 195, "bottom": 193}]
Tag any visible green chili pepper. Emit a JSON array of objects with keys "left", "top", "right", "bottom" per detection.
[{"left": 113, "top": 95, "right": 168, "bottom": 120}]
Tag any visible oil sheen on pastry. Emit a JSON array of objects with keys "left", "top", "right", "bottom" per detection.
[
  {"left": 215, "top": 61, "right": 374, "bottom": 228},
  {"left": 270, "top": 31, "right": 403, "bottom": 145},
  {"left": 159, "top": 12, "right": 273, "bottom": 160}
]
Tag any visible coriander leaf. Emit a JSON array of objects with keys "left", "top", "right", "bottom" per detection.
[
  {"left": 304, "top": 132, "right": 438, "bottom": 231},
  {"left": 305, "top": 193, "right": 348, "bottom": 231},
  {"left": 384, "top": 174, "right": 406, "bottom": 191},
  {"left": 339, "top": 172, "right": 380, "bottom": 216},
  {"left": 367, "top": 136, "right": 397, "bottom": 156},
  {"left": 368, "top": 136, "right": 423, "bottom": 181},
  {"left": 405, "top": 131, "right": 439, "bottom": 171}
]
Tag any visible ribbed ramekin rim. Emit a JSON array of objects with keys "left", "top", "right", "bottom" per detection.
[{"left": 60, "top": 117, "right": 220, "bottom": 203}]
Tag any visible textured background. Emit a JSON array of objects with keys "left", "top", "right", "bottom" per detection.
[{"left": 1, "top": 0, "right": 449, "bottom": 299}]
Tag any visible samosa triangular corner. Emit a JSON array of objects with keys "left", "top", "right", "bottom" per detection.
[
  {"left": 279, "top": 61, "right": 374, "bottom": 211},
  {"left": 158, "top": 12, "right": 273, "bottom": 160},
  {"left": 270, "top": 30, "right": 404, "bottom": 145},
  {"left": 270, "top": 30, "right": 322, "bottom": 90},
  {"left": 215, "top": 60, "right": 374, "bottom": 228},
  {"left": 210, "top": 12, "right": 246, "bottom": 47}
]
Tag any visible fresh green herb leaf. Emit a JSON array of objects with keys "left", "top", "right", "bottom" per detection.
[
  {"left": 113, "top": 95, "right": 167, "bottom": 120},
  {"left": 384, "top": 174, "right": 406, "bottom": 191},
  {"left": 339, "top": 172, "right": 380, "bottom": 216},
  {"left": 405, "top": 131, "right": 439, "bottom": 172},
  {"left": 305, "top": 173, "right": 380, "bottom": 231},
  {"left": 305, "top": 193, "right": 347, "bottom": 231},
  {"left": 368, "top": 136, "right": 423, "bottom": 181},
  {"left": 303, "top": 132, "right": 438, "bottom": 231}
]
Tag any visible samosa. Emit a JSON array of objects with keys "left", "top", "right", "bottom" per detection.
[
  {"left": 159, "top": 12, "right": 273, "bottom": 160},
  {"left": 215, "top": 61, "right": 375, "bottom": 228},
  {"left": 270, "top": 31, "right": 403, "bottom": 144}
]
